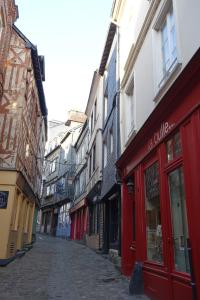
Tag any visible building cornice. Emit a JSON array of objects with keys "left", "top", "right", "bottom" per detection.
[
  {"left": 121, "top": 0, "right": 161, "bottom": 88},
  {"left": 45, "top": 144, "right": 60, "bottom": 158},
  {"left": 99, "top": 22, "right": 116, "bottom": 76},
  {"left": 85, "top": 71, "right": 100, "bottom": 116}
]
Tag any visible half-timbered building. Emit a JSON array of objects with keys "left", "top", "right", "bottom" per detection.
[{"left": 0, "top": 25, "right": 47, "bottom": 265}]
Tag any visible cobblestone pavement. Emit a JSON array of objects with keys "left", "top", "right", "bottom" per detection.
[{"left": 0, "top": 235, "right": 149, "bottom": 300}]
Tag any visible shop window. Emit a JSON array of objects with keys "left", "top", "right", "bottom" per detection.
[
  {"left": 166, "top": 131, "right": 182, "bottom": 162},
  {"left": 145, "top": 161, "right": 163, "bottom": 263},
  {"left": 168, "top": 167, "right": 190, "bottom": 273}
]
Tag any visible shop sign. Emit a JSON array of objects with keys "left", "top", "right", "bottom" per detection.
[
  {"left": 148, "top": 121, "right": 175, "bottom": 151},
  {"left": 0, "top": 191, "right": 9, "bottom": 209}
]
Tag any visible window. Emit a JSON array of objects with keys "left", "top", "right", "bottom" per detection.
[
  {"left": 125, "top": 76, "right": 135, "bottom": 139},
  {"left": 103, "top": 142, "right": 107, "bottom": 168},
  {"left": 64, "top": 145, "right": 69, "bottom": 160},
  {"left": 75, "top": 177, "right": 80, "bottom": 196},
  {"left": 0, "top": 9, "right": 5, "bottom": 40},
  {"left": 89, "top": 204, "right": 99, "bottom": 235},
  {"left": 92, "top": 144, "right": 96, "bottom": 172},
  {"left": 110, "top": 130, "right": 113, "bottom": 153},
  {"left": 90, "top": 112, "right": 94, "bottom": 133},
  {"left": 161, "top": 6, "right": 177, "bottom": 75},
  {"left": 81, "top": 143, "right": 85, "bottom": 161},
  {"left": 25, "top": 143, "right": 30, "bottom": 157},
  {"left": 50, "top": 158, "right": 57, "bottom": 173},
  {"left": 94, "top": 100, "right": 97, "bottom": 122},
  {"left": 50, "top": 184, "right": 55, "bottom": 195},
  {"left": 58, "top": 177, "right": 65, "bottom": 194},
  {"left": 166, "top": 132, "right": 182, "bottom": 162},
  {"left": 89, "top": 153, "right": 92, "bottom": 178},
  {"left": 104, "top": 95, "right": 108, "bottom": 122},
  {"left": 145, "top": 161, "right": 163, "bottom": 263},
  {"left": 168, "top": 167, "right": 190, "bottom": 273},
  {"left": 153, "top": 1, "right": 179, "bottom": 91},
  {"left": 46, "top": 186, "right": 50, "bottom": 196}
]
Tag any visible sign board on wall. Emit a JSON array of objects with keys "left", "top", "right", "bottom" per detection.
[{"left": 0, "top": 191, "right": 9, "bottom": 209}]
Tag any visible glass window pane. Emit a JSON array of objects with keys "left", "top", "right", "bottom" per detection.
[
  {"left": 162, "top": 23, "right": 170, "bottom": 73},
  {"left": 174, "top": 132, "right": 182, "bottom": 158},
  {"left": 166, "top": 132, "right": 182, "bottom": 162},
  {"left": 145, "top": 162, "right": 163, "bottom": 263},
  {"left": 168, "top": 167, "right": 190, "bottom": 273},
  {"left": 167, "top": 138, "right": 173, "bottom": 161}
]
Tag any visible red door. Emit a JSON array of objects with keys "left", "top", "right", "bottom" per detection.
[{"left": 143, "top": 131, "right": 193, "bottom": 300}]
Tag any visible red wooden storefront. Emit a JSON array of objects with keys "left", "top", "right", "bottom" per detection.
[
  {"left": 70, "top": 199, "right": 88, "bottom": 241},
  {"left": 117, "top": 49, "right": 200, "bottom": 300}
]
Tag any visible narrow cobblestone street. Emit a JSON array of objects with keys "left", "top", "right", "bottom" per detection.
[{"left": 0, "top": 235, "right": 148, "bottom": 300}]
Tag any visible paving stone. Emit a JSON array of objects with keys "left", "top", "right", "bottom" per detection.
[{"left": 0, "top": 234, "right": 149, "bottom": 300}]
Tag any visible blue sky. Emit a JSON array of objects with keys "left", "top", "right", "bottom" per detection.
[{"left": 16, "top": 0, "right": 113, "bottom": 121}]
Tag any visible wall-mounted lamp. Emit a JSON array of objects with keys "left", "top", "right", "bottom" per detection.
[{"left": 126, "top": 177, "right": 134, "bottom": 194}]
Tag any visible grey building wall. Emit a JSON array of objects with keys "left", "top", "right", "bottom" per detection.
[{"left": 101, "top": 45, "right": 118, "bottom": 199}]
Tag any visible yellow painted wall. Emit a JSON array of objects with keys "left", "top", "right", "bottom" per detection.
[
  {"left": 0, "top": 171, "right": 36, "bottom": 260},
  {"left": 0, "top": 171, "right": 17, "bottom": 259}
]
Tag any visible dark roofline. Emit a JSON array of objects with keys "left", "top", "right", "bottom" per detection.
[
  {"left": 45, "top": 144, "right": 61, "bottom": 159},
  {"left": 74, "top": 119, "right": 88, "bottom": 149},
  {"left": 85, "top": 71, "right": 100, "bottom": 115},
  {"left": 99, "top": 22, "right": 116, "bottom": 76},
  {"left": 12, "top": 25, "right": 48, "bottom": 120}
]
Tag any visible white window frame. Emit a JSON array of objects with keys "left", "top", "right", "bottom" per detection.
[
  {"left": 46, "top": 186, "right": 50, "bottom": 196},
  {"left": 153, "top": 0, "right": 181, "bottom": 94},
  {"left": 103, "top": 142, "right": 107, "bottom": 168},
  {"left": 124, "top": 75, "right": 136, "bottom": 142},
  {"left": 50, "top": 157, "right": 57, "bottom": 173},
  {"left": 110, "top": 130, "right": 114, "bottom": 153},
  {"left": 104, "top": 94, "right": 108, "bottom": 122},
  {"left": 160, "top": 6, "right": 177, "bottom": 77}
]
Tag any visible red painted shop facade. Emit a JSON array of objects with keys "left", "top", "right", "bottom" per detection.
[
  {"left": 117, "top": 49, "right": 200, "bottom": 300},
  {"left": 70, "top": 198, "right": 88, "bottom": 241}
]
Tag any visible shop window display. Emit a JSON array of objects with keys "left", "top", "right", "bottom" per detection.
[{"left": 145, "top": 162, "right": 163, "bottom": 263}]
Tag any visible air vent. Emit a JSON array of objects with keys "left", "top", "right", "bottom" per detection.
[{"left": 9, "top": 242, "right": 15, "bottom": 256}]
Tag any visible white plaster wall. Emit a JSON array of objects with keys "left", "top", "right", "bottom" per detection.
[
  {"left": 86, "top": 76, "right": 103, "bottom": 190},
  {"left": 119, "top": 0, "right": 200, "bottom": 153}
]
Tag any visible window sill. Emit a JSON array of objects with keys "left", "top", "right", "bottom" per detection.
[{"left": 154, "top": 61, "right": 182, "bottom": 104}]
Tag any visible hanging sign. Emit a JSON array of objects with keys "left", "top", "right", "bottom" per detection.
[{"left": 0, "top": 191, "right": 9, "bottom": 209}]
